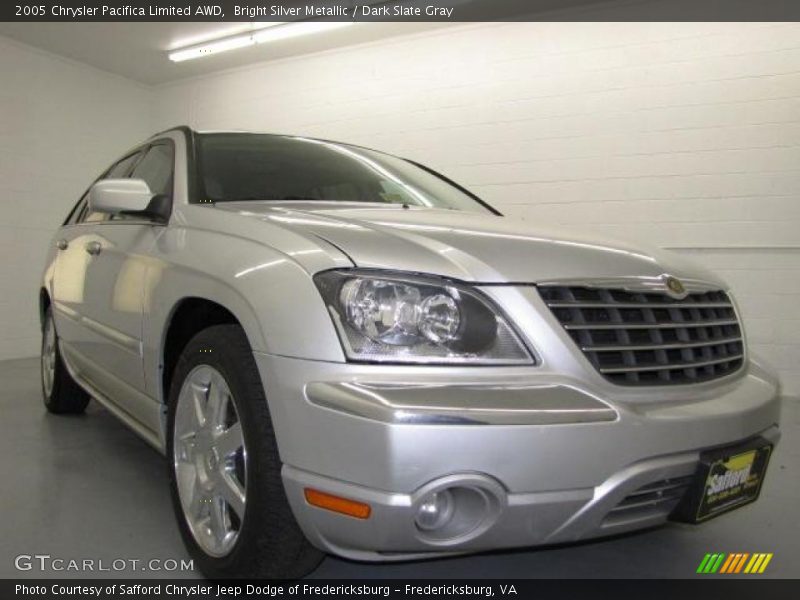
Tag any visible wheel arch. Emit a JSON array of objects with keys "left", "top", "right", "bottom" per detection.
[
  {"left": 159, "top": 297, "right": 247, "bottom": 406},
  {"left": 144, "top": 245, "right": 346, "bottom": 408},
  {"left": 39, "top": 287, "right": 51, "bottom": 330}
]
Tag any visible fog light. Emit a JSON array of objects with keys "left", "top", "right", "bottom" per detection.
[{"left": 415, "top": 489, "right": 454, "bottom": 531}]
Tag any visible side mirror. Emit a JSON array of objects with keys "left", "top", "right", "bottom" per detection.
[
  {"left": 89, "top": 179, "right": 153, "bottom": 213},
  {"left": 88, "top": 178, "right": 171, "bottom": 223}
]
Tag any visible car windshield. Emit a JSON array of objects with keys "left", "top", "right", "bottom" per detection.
[{"left": 196, "top": 133, "right": 493, "bottom": 213}]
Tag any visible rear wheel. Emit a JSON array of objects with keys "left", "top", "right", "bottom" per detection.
[
  {"left": 41, "top": 306, "right": 90, "bottom": 414},
  {"left": 166, "top": 324, "right": 323, "bottom": 579}
]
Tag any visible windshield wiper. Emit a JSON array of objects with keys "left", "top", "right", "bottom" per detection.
[
  {"left": 215, "top": 196, "right": 319, "bottom": 202},
  {"left": 214, "top": 197, "right": 423, "bottom": 206}
]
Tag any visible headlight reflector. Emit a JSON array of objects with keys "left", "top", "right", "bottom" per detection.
[
  {"left": 419, "top": 293, "right": 460, "bottom": 345},
  {"left": 315, "top": 270, "right": 533, "bottom": 364},
  {"left": 340, "top": 278, "right": 423, "bottom": 345}
]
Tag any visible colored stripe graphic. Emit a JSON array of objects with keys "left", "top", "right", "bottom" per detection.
[
  {"left": 752, "top": 554, "right": 766, "bottom": 573},
  {"left": 748, "top": 553, "right": 774, "bottom": 574},
  {"left": 719, "top": 554, "right": 736, "bottom": 573},
  {"left": 744, "top": 554, "right": 760, "bottom": 573},
  {"left": 758, "top": 554, "right": 773, "bottom": 573},
  {"left": 734, "top": 553, "right": 749, "bottom": 573},
  {"left": 697, "top": 554, "right": 712, "bottom": 573},
  {"left": 728, "top": 552, "right": 743, "bottom": 573},
  {"left": 722, "top": 553, "right": 736, "bottom": 573},
  {"left": 716, "top": 554, "right": 727, "bottom": 573},
  {"left": 702, "top": 552, "right": 725, "bottom": 573},
  {"left": 703, "top": 554, "right": 719, "bottom": 573},
  {"left": 698, "top": 552, "right": 773, "bottom": 574}
]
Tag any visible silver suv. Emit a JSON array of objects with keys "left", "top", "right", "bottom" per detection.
[{"left": 40, "top": 127, "right": 781, "bottom": 579}]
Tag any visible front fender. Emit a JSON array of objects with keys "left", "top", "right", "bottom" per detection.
[
  {"left": 142, "top": 226, "right": 348, "bottom": 400},
  {"left": 40, "top": 237, "right": 58, "bottom": 324}
]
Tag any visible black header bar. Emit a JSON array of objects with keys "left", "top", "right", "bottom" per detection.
[
  {"left": 3, "top": 579, "right": 800, "bottom": 600},
  {"left": 5, "top": 0, "right": 800, "bottom": 22}
]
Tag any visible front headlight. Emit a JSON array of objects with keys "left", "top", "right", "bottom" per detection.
[{"left": 314, "top": 270, "right": 534, "bottom": 364}]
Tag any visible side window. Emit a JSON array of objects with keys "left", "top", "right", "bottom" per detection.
[
  {"left": 130, "top": 144, "right": 174, "bottom": 197},
  {"left": 105, "top": 152, "right": 142, "bottom": 179},
  {"left": 75, "top": 190, "right": 107, "bottom": 224},
  {"left": 80, "top": 202, "right": 108, "bottom": 224},
  {"left": 75, "top": 194, "right": 89, "bottom": 223},
  {"left": 83, "top": 206, "right": 108, "bottom": 223},
  {"left": 64, "top": 194, "right": 87, "bottom": 226}
]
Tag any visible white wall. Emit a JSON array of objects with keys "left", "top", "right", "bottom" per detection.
[
  {"left": 0, "top": 37, "right": 152, "bottom": 360},
  {"left": 153, "top": 21, "right": 799, "bottom": 394}
]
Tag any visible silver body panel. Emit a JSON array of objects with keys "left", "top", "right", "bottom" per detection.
[{"left": 40, "top": 129, "right": 782, "bottom": 560}]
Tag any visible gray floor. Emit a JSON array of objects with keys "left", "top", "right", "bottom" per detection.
[{"left": 1, "top": 357, "right": 798, "bottom": 579}]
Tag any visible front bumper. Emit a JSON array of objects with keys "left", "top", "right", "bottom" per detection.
[{"left": 254, "top": 353, "right": 781, "bottom": 561}]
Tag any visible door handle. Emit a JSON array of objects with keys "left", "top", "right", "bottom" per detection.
[
  {"left": 56, "top": 239, "right": 68, "bottom": 250},
  {"left": 85, "top": 241, "right": 102, "bottom": 256}
]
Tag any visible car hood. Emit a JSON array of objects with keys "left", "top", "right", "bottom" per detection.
[{"left": 213, "top": 201, "right": 722, "bottom": 285}]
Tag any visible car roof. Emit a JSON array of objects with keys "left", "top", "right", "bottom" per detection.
[
  {"left": 153, "top": 125, "right": 324, "bottom": 141},
  {"left": 148, "top": 125, "right": 396, "bottom": 158}
]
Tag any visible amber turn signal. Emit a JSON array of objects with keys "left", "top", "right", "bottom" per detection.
[{"left": 304, "top": 488, "right": 371, "bottom": 519}]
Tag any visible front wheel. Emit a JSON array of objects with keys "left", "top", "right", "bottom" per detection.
[{"left": 166, "top": 324, "right": 322, "bottom": 579}]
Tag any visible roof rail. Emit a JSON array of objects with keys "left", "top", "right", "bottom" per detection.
[{"left": 152, "top": 125, "right": 194, "bottom": 137}]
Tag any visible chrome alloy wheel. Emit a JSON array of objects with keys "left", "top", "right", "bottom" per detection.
[
  {"left": 41, "top": 313, "right": 56, "bottom": 397},
  {"left": 174, "top": 365, "right": 247, "bottom": 557}
]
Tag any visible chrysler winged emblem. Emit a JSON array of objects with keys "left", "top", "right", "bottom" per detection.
[{"left": 664, "top": 275, "right": 687, "bottom": 299}]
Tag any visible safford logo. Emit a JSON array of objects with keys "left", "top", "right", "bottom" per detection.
[
  {"left": 707, "top": 463, "right": 752, "bottom": 495},
  {"left": 664, "top": 275, "right": 687, "bottom": 298}
]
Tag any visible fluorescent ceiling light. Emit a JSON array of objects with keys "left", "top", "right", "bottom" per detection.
[
  {"left": 168, "top": 21, "right": 353, "bottom": 62},
  {"left": 168, "top": 22, "right": 284, "bottom": 51},
  {"left": 169, "top": 35, "right": 256, "bottom": 62},
  {"left": 253, "top": 21, "right": 352, "bottom": 43}
]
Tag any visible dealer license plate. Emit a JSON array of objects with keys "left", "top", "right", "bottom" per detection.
[{"left": 672, "top": 438, "right": 772, "bottom": 523}]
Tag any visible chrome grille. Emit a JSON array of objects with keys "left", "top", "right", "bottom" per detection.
[{"left": 538, "top": 285, "right": 744, "bottom": 385}]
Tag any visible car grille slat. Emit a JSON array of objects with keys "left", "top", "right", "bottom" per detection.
[
  {"left": 599, "top": 354, "right": 744, "bottom": 374},
  {"left": 603, "top": 476, "right": 694, "bottom": 526},
  {"left": 538, "top": 284, "right": 745, "bottom": 386},
  {"left": 548, "top": 302, "right": 733, "bottom": 309},
  {"left": 563, "top": 319, "right": 739, "bottom": 330},
  {"left": 582, "top": 336, "right": 742, "bottom": 352},
  {"left": 625, "top": 476, "right": 694, "bottom": 498}
]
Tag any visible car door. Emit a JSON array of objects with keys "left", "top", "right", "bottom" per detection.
[
  {"left": 52, "top": 150, "right": 143, "bottom": 381},
  {"left": 55, "top": 142, "right": 174, "bottom": 428},
  {"left": 80, "top": 142, "right": 174, "bottom": 411}
]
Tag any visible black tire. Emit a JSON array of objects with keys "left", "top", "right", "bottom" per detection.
[
  {"left": 41, "top": 305, "right": 90, "bottom": 414},
  {"left": 166, "top": 324, "right": 323, "bottom": 580}
]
